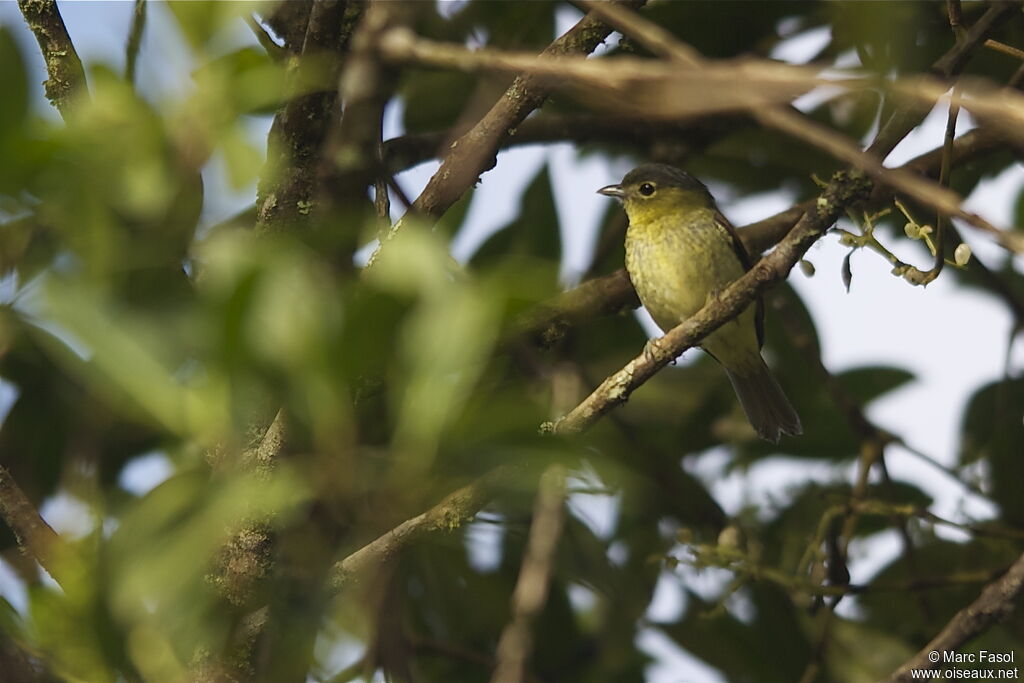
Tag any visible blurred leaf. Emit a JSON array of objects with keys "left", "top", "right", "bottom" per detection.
[
  {"left": 400, "top": 69, "right": 479, "bottom": 134},
  {"left": 39, "top": 277, "right": 230, "bottom": 442},
  {"left": 455, "top": 0, "right": 557, "bottom": 49},
  {"left": 661, "top": 584, "right": 811, "bottom": 683},
  {"left": 193, "top": 45, "right": 287, "bottom": 116},
  {"left": 643, "top": 1, "right": 817, "bottom": 59},
  {"left": 471, "top": 165, "right": 562, "bottom": 291},
  {"left": 367, "top": 227, "right": 499, "bottom": 461},
  {"left": 0, "top": 26, "right": 28, "bottom": 155},
  {"left": 108, "top": 465, "right": 307, "bottom": 620},
  {"left": 168, "top": 2, "right": 257, "bottom": 51},
  {"left": 860, "top": 537, "right": 1020, "bottom": 643},
  {"left": 959, "top": 377, "right": 1024, "bottom": 525},
  {"left": 829, "top": 2, "right": 947, "bottom": 75},
  {"left": 826, "top": 618, "right": 915, "bottom": 682}
]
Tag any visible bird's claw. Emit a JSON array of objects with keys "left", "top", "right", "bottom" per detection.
[{"left": 643, "top": 337, "right": 678, "bottom": 364}]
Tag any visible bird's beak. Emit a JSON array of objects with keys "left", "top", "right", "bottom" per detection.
[{"left": 597, "top": 184, "right": 625, "bottom": 199}]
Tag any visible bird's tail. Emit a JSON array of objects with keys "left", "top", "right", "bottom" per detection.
[{"left": 725, "top": 356, "right": 802, "bottom": 444}]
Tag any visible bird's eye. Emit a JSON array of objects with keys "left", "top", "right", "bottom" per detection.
[{"left": 638, "top": 182, "right": 656, "bottom": 196}]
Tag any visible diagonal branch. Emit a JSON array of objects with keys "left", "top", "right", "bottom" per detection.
[
  {"left": 514, "top": 124, "right": 1010, "bottom": 355},
  {"left": 365, "top": 0, "right": 642, "bottom": 268},
  {"left": 0, "top": 464, "right": 67, "bottom": 588},
  {"left": 885, "top": 550, "right": 1024, "bottom": 682},
  {"left": 578, "top": 0, "right": 1024, "bottom": 254},
  {"left": 408, "top": 0, "right": 640, "bottom": 221},
  {"left": 16, "top": 0, "right": 88, "bottom": 120}
]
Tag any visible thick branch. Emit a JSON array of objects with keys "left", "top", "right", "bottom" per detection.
[
  {"left": 16, "top": 0, "right": 88, "bottom": 120},
  {"left": 886, "top": 550, "right": 1024, "bottom": 682},
  {"left": 0, "top": 464, "right": 66, "bottom": 587},
  {"left": 255, "top": 0, "right": 353, "bottom": 235}
]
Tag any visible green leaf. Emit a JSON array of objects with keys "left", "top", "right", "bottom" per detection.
[
  {"left": 643, "top": 1, "right": 817, "bottom": 60},
  {"left": 400, "top": 70, "right": 477, "bottom": 134},
  {"left": 960, "top": 378, "right": 1024, "bottom": 525},
  {"left": 167, "top": 2, "right": 254, "bottom": 50},
  {"left": 470, "top": 164, "right": 563, "bottom": 289}
]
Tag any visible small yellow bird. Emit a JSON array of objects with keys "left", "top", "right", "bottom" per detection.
[{"left": 599, "top": 164, "right": 801, "bottom": 443}]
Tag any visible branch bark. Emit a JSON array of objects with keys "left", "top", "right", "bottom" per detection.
[
  {"left": 16, "top": 0, "right": 88, "bottom": 120},
  {"left": 255, "top": 0, "right": 355, "bottom": 235},
  {"left": 0, "top": 464, "right": 67, "bottom": 588}
]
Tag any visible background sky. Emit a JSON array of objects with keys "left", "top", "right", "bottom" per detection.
[{"left": 1, "top": 3, "right": 1022, "bottom": 681}]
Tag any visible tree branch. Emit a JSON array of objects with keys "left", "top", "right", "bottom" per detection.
[
  {"left": 885, "top": 550, "right": 1024, "bottom": 682},
  {"left": 0, "top": 464, "right": 67, "bottom": 588},
  {"left": 513, "top": 123, "right": 1008, "bottom": 356},
  {"left": 365, "top": 0, "right": 641, "bottom": 268},
  {"left": 255, "top": 0, "right": 354, "bottom": 235},
  {"left": 124, "top": 0, "right": 146, "bottom": 84},
  {"left": 16, "top": 0, "right": 88, "bottom": 120}
]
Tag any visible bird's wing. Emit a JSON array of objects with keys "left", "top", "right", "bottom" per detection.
[{"left": 714, "top": 209, "right": 765, "bottom": 349}]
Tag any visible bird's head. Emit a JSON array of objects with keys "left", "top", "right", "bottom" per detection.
[{"left": 598, "top": 163, "right": 715, "bottom": 222}]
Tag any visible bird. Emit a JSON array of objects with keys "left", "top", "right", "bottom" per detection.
[{"left": 598, "top": 163, "right": 801, "bottom": 443}]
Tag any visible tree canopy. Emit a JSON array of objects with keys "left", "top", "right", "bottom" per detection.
[{"left": 1, "top": 1, "right": 1024, "bottom": 682}]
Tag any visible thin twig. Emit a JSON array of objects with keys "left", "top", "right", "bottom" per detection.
[
  {"left": 870, "top": 2, "right": 1020, "bottom": 160},
  {"left": 984, "top": 38, "right": 1024, "bottom": 61},
  {"left": 124, "top": 0, "right": 147, "bottom": 84},
  {"left": 924, "top": 89, "right": 962, "bottom": 284}
]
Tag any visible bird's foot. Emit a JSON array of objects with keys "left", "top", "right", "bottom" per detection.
[{"left": 643, "top": 336, "right": 677, "bottom": 364}]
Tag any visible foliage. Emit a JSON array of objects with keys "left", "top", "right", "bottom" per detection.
[{"left": 0, "top": 2, "right": 1023, "bottom": 682}]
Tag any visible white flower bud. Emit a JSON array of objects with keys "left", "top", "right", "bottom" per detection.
[{"left": 954, "top": 243, "right": 972, "bottom": 266}]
